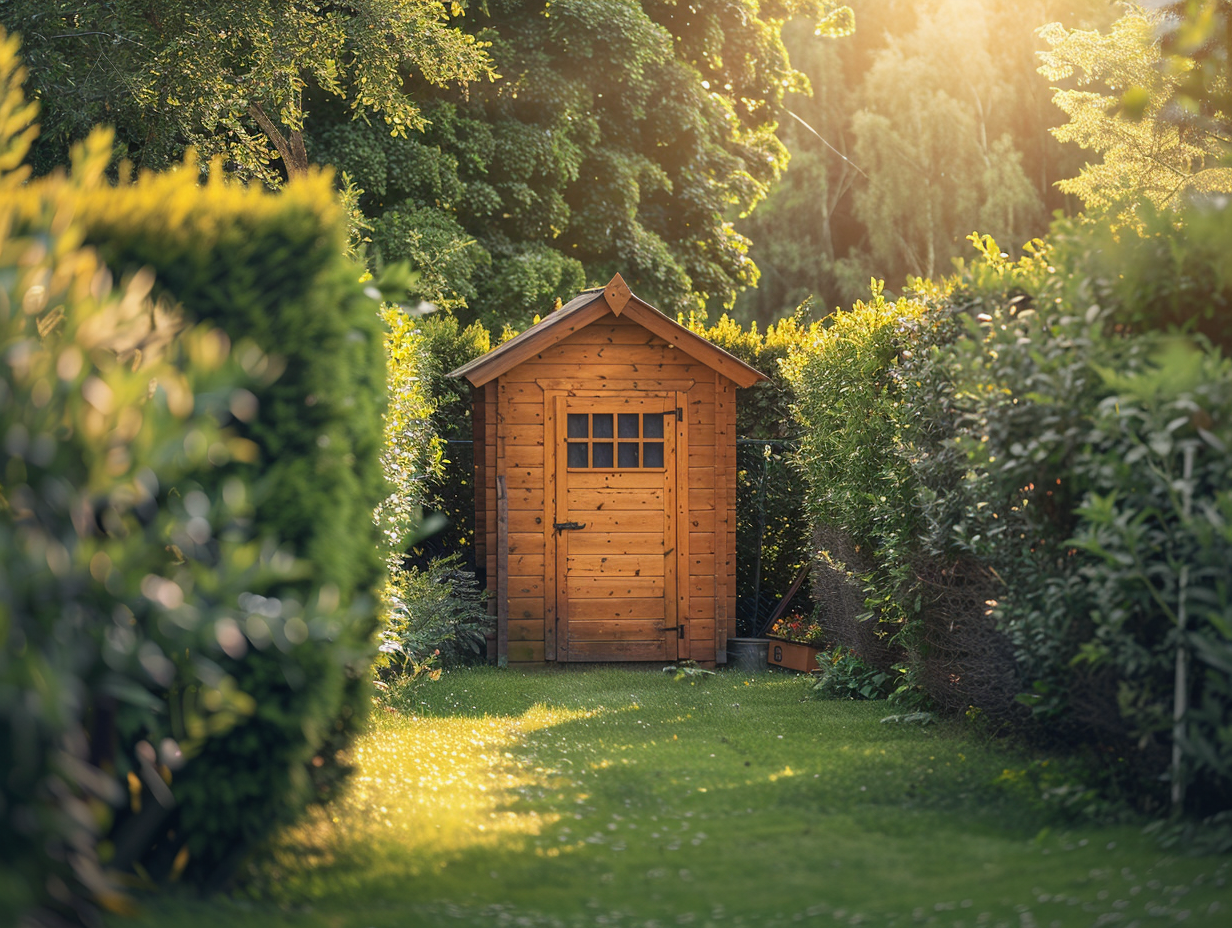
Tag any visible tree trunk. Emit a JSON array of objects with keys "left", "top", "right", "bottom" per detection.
[{"left": 248, "top": 103, "right": 309, "bottom": 181}]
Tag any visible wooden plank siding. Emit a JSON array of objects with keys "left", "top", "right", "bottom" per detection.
[{"left": 473, "top": 300, "right": 748, "bottom": 664}]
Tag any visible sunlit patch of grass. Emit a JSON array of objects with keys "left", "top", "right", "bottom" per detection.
[
  {"left": 124, "top": 668, "right": 1232, "bottom": 928},
  {"left": 253, "top": 704, "right": 593, "bottom": 898}
]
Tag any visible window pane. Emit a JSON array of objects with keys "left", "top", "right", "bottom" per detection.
[
  {"left": 642, "top": 442, "right": 664, "bottom": 468},
  {"left": 567, "top": 414, "right": 589, "bottom": 438},
  {"left": 592, "top": 442, "right": 613, "bottom": 468},
  {"left": 643, "top": 413, "right": 664, "bottom": 438},
  {"left": 618, "top": 442, "right": 639, "bottom": 468},
  {"left": 567, "top": 442, "right": 588, "bottom": 467},
  {"left": 618, "top": 413, "right": 639, "bottom": 438},
  {"left": 592, "top": 413, "right": 613, "bottom": 438}
]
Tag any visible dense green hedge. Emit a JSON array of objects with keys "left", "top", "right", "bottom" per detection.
[
  {"left": 1, "top": 32, "right": 388, "bottom": 921},
  {"left": 688, "top": 314, "right": 817, "bottom": 634},
  {"left": 786, "top": 218, "right": 1232, "bottom": 815}
]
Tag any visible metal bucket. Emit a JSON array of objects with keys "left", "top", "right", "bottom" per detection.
[{"left": 727, "top": 637, "right": 769, "bottom": 673}]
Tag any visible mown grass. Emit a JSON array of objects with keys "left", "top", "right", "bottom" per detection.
[{"left": 124, "top": 667, "right": 1230, "bottom": 927}]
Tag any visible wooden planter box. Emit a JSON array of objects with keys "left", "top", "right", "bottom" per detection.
[{"left": 767, "top": 637, "right": 822, "bottom": 673}]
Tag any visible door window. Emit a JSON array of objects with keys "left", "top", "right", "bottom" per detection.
[{"left": 566, "top": 411, "right": 666, "bottom": 469}]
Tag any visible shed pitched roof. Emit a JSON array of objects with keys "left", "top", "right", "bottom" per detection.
[{"left": 447, "top": 274, "right": 769, "bottom": 388}]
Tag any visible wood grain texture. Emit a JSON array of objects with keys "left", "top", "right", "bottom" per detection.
[
  {"left": 566, "top": 641, "right": 667, "bottom": 661},
  {"left": 567, "top": 576, "right": 665, "bottom": 597},
  {"left": 507, "top": 597, "right": 544, "bottom": 620},
  {"left": 509, "top": 619, "right": 544, "bottom": 641},
  {"left": 566, "top": 533, "right": 664, "bottom": 555},
  {"left": 496, "top": 475, "right": 509, "bottom": 666},
  {"left": 575, "top": 510, "right": 665, "bottom": 532},
  {"left": 507, "top": 641, "right": 546, "bottom": 662},
  {"left": 569, "top": 619, "right": 666, "bottom": 639},
  {"left": 508, "top": 532, "right": 544, "bottom": 555},
  {"left": 569, "top": 599, "right": 665, "bottom": 620},
  {"left": 509, "top": 576, "right": 544, "bottom": 598},
  {"left": 569, "top": 488, "right": 664, "bottom": 510},
  {"left": 509, "top": 511, "right": 547, "bottom": 533},
  {"left": 566, "top": 554, "right": 665, "bottom": 576}
]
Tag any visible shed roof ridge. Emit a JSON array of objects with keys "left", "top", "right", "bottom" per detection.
[{"left": 447, "top": 277, "right": 769, "bottom": 388}]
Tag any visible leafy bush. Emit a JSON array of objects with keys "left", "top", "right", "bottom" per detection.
[
  {"left": 376, "top": 554, "right": 490, "bottom": 675},
  {"left": 1, "top": 31, "right": 388, "bottom": 919},
  {"left": 690, "top": 314, "right": 820, "bottom": 633},
  {"left": 787, "top": 215, "right": 1232, "bottom": 815},
  {"left": 810, "top": 647, "right": 894, "bottom": 701},
  {"left": 781, "top": 282, "right": 935, "bottom": 670},
  {"left": 395, "top": 313, "right": 489, "bottom": 571}
]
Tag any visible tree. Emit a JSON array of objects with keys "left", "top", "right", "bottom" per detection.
[
  {"left": 734, "top": 0, "right": 1107, "bottom": 325},
  {"left": 1039, "top": 2, "right": 1232, "bottom": 220},
  {"left": 850, "top": 0, "right": 1043, "bottom": 281},
  {"left": 731, "top": 18, "right": 864, "bottom": 325},
  {"left": 3, "top": 0, "right": 492, "bottom": 182},
  {"left": 310, "top": 0, "right": 855, "bottom": 325}
]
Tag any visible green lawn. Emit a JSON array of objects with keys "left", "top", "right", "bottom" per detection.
[{"left": 127, "top": 667, "right": 1230, "bottom": 927}]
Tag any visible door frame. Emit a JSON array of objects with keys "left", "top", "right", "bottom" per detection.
[{"left": 542, "top": 386, "right": 690, "bottom": 662}]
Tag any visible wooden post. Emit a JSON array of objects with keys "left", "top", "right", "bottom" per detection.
[{"left": 496, "top": 474, "right": 509, "bottom": 667}]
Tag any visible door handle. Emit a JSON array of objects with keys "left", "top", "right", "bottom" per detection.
[{"left": 553, "top": 521, "right": 585, "bottom": 534}]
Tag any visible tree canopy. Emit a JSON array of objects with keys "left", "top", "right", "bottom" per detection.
[
  {"left": 1039, "top": 2, "right": 1232, "bottom": 222},
  {"left": 734, "top": 0, "right": 1102, "bottom": 324},
  {"left": 5, "top": 1, "right": 855, "bottom": 326},
  {"left": 5, "top": 0, "right": 492, "bottom": 182},
  {"left": 311, "top": 0, "right": 855, "bottom": 325}
]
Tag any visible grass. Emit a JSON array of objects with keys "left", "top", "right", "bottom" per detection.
[{"left": 124, "top": 667, "right": 1230, "bottom": 927}]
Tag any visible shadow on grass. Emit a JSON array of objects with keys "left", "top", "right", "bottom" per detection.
[{"left": 129, "top": 668, "right": 1231, "bottom": 928}]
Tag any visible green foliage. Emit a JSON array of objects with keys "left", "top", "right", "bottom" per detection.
[
  {"left": 781, "top": 280, "right": 931, "bottom": 571},
  {"left": 5, "top": 0, "right": 493, "bottom": 183},
  {"left": 377, "top": 304, "right": 446, "bottom": 559},
  {"left": 735, "top": 0, "right": 1099, "bottom": 324},
  {"left": 851, "top": 0, "right": 1043, "bottom": 281},
  {"left": 54, "top": 156, "right": 388, "bottom": 606},
  {"left": 688, "top": 314, "right": 819, "bottom": 632},
  {"left": 300, "top": 0, "right": 852, "bottom": 326},
  {"left": 1, "top": 33, "right": 388, "bottom": 920},
  {"left": 810, "top": 647, "right": 894, "bottom": 700},
  {"left": 787, "top": 210, "right": 1232, "bottom": 814},
  {"left": 371, "top": 206, "right": 488, "bottom": 315},
  {"left": 405, "top": 314, "right": 491, "bottom": 568},
  {"left": 1049, "top": 202, "right": 1232, "bottom": 351},
  {"left": 1039, "top": 3, "right": 1232, "bottom": 222},
  {"left": 376, "top": 554, "right": 490, "bottom": 674}
]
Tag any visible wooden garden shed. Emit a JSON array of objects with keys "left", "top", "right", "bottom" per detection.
[{"left": 448, "top": 274, "right": 767, "bottom": 666}]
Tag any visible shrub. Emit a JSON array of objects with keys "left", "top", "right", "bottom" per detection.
[
  {"left": 1, "top": 30, "right": 388, "bottom": 918},
  {"left": 691, "top": 314, "right": 819, "bottom": 633},
  {"left": 376, "top": 553, "right": 490, "bottom": 676},
  {"left": 787, "top": 215, "right": 1232, "bottom": 814},
  {"left": 781, "top": 282, "right": 933, "bottom": 669},
  {"left": 810, "top": 647, "right": 894, "bottom": 701}
]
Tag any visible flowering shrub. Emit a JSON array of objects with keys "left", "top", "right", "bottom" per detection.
[{"left": 768, "top": 611, "right": 826, "bottom": 646}]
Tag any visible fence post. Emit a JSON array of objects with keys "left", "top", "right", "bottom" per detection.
[{"left": 496, "top": 474, "right": 509, "bottom": 668}]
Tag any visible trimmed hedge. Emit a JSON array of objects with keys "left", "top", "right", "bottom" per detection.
[
  {"left": 1, "top": 31, "right": 388, "bottom": 921},
  {"left": 786, "top": 221, "right": 1232, "bottom": 815}
]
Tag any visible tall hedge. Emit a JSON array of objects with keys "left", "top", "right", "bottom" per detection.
[
  {"left": 1, "top": 30, "right": 388, "bottom": 922},
  {"left": 690, "top": 313, "right": 819, "bottom": 633},
  {"left": 786, "top": 221, "right": 1232, "bottom": 815},
  {"left": 64, "top": 161, "right": 387, "bottom": 604}
]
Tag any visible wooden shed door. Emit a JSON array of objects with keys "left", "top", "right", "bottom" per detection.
[{"left": 553, "top": 394, "right": 678, "bottom": 661}]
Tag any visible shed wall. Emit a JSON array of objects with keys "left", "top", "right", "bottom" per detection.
[{"left": 480, "top": 313, "right": 738, "bottom": 664}]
